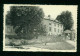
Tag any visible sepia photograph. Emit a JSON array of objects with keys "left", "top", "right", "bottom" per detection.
[{"left": 3, "top": 4, "right": 77, "bottom": 52}]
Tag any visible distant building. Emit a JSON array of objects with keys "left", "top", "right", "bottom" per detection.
[
  {"left": 64, "top": 29, "right": 76, "bottom": 40},
  {"left": 42, "top": 15, "right": 64, "bottom": 35},
  {"left": 5, "top": 25, "right": 16, "bottom": 36}
]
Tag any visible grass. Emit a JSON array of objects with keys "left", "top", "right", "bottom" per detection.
[
  {"left": 21, "top": 35, "right": 75, "bottom": 50},
  {"left": 5, "top": 35, "right": 75, "bottom": 50},
  {"left": 22, "top": 41, "right": 75, "bottom": 50},
  {"left": 41, "top": 42, "right": 75, "bottom": 50}
]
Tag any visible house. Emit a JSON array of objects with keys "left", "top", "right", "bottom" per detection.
[{"left": 42, "top": 15, "right": 64, "bottom": 36}]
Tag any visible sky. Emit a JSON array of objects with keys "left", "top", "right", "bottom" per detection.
[
  {"left": 39, "top": 5, "right": 77, "bottom": 31},
  {"left": 4, "top": 4, "right": 77, "bottom": 31}
]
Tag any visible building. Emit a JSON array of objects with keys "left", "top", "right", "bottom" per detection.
[
  {"left": 64, "top": 29, "right": 76, "bottom": 40},
  {"left": 42, "top": 15, "right": 64, "bottom": 36},
  {"left": 5, "top": 25, "right": 16, "bottom": 36},
  {"left": 5, "top": 15, "right": 64, "bottom": 36}
]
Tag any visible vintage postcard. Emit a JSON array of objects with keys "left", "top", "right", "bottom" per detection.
[{"left": 3, "top": 4, "right": 77, "bottom": 52}]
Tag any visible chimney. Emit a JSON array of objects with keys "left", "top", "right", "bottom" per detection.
[{"left": 48, "top": 15, "right": 51, "bottom": 19}]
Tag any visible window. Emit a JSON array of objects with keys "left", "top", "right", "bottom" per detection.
[
  {"left": 61, "top": 25, "right": 62, "bottom": 28},
  {"left": 61, "top": 30, "right": 63, "bottom": 33},
  {"left": 49, "top": 23, "right": 51, "bottom": 25},
  {"left": 58, "top": 29, "right": 59, "bottom": 33},
  {"left": 44, "top": 25, "right": 46, "bottom": 28},
  {"left": 54, "top": 23, "right": 56, "bottom": 26},
  {"left": 58, "top": 24, "right": 59, "bottom": 27},
  {"left": 49, "top": 27, "right": 51, "bottom": 31},
  {"left": 54, "top": 28, "right": 56, "bottom": 32}
]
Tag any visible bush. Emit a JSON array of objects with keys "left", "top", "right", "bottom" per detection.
[
  {"left": 20, "top": 39, "right": 28, "bottom": 45},
  {"left": 5, "top": 35, "right": 18, "bottom": 39},
  {"left": 5, "top": 37, "right": 29, "bottom": 46},
  {"left": 37, "top": 35, "right": 65, "bottom": 43},
  {"left": 5, "top": 37, "right": 11, "bottom": 46}
]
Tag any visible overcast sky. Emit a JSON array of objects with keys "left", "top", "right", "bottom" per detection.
[
  {"left": 4, "top": 4, "right": 77, "bottom": 30},
  {"left": 39, "top": 5, "right": 77, "bottom": 31}
]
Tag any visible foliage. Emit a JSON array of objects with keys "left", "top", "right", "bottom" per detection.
[
  {"left": 56, "top": 11, "right": 74, "bottom": 30},
  {"left": 6, "top": 6, "right": 46, "bottom": 39}
]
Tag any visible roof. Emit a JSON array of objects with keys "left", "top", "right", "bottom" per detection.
[
  {"left": 43, "top": 18, "right": 62, "bottom": 24},
  {"left": 44, "top": 15, "right": 62, "bottom": 24}
]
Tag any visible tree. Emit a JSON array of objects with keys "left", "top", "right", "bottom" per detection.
[
  {"left": 6, "top": 6, "right": 46, "bottom": 39},
  {"left": 56, "top": 11, "right": 74, "bottom": 30}
]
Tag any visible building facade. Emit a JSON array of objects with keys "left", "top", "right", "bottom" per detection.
[{"left": 42, "top": 15, "right": 64, "bottom": 36}]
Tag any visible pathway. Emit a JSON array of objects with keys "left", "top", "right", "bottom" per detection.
[{"left": 66, "top": 40, "right": 76, "bottom": 47}]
